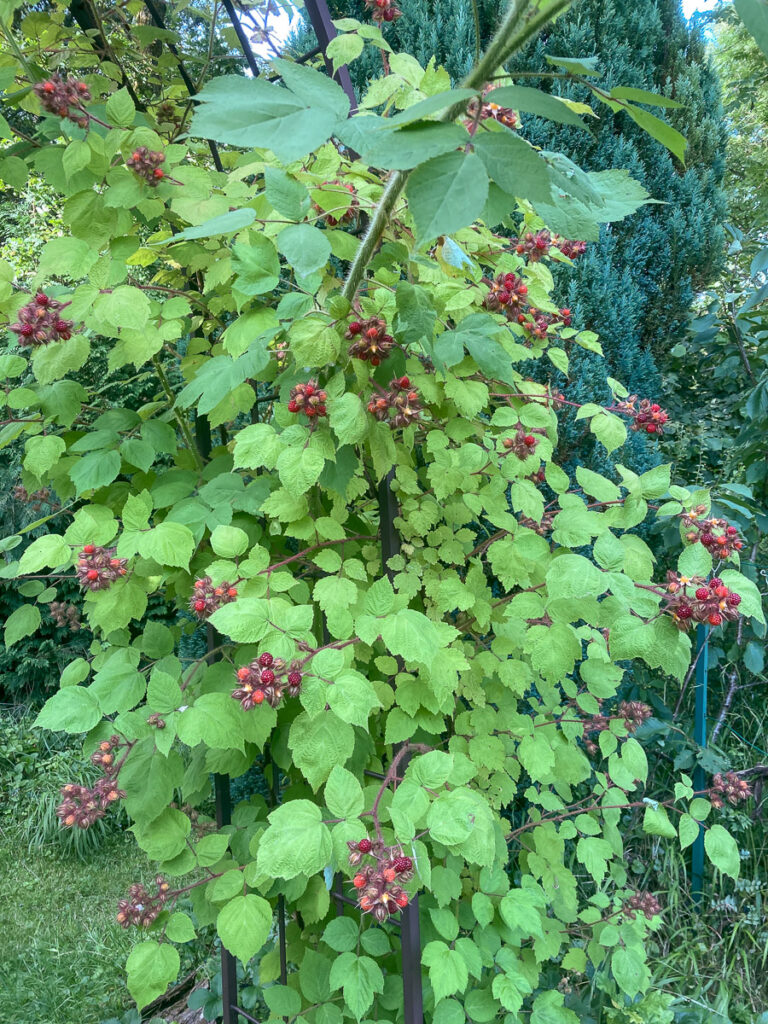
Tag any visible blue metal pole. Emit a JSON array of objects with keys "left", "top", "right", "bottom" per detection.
[{"left": 691, "top": 623, "right": 709, "bottom": 906}]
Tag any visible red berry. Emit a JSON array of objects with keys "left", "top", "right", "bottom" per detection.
[
  {"left": 20, "top": 324, "right": 34, "bottom": 336},
  {"left": 393, "top": 856, "right": 412, "bottom": 873},
  {"left": 153, "top": 168, "right": 164, "bottom": 179},
  {"left": 523, "top": 435, "right": 536, "bottom": 446},
  {"left": 726, "top": 526, "right": 738, "bottom": 536},
  {"left": 715, "top": 535, "right": 727, "bottom": 546},
  {"left": 695, "top": 588, "right": 709, "bottom": 601},
  {"left": 353, "top": 874, "right": 366, "bottom": 888},
  {"left": 83, "top": 544, "right": 95, "bottom": 554},
  {"left": 259, "top": 652, "right": 273, "bottom": 667},
  {"left": 715, "top": 585, "right": 728, "bottom": 599},
  {"left": 305, "top": 384, "right": 315, "bottom": 397},
  {"left": 86, "top": 569, "right": 99, "bottom": 580},
  {"left": 357, "top": 838, "right": 372, "bottom": 853},
  {"left": 396, "top": 892, "right": 409, "bottom": 907},
  {"left": 677, "top": 605, "right": 692, "bottom": 620},
  {"left": 194, "top": 599, "right": 206, "bottom": 612},
  {"left": 383, "top": 868, "right": 396, "bottom": 883},
  {"left": 645, "top": 424, "right": 656, "bottom": 433},
  {"left": 708, "top": 612, "right": 722, "bottom": 626},
  {"left": 253, "top": 690, "right": 265, "bottom": 704},
  {"left": 260, "top": 669, "right": 275, "bottom": 685},
  {"left": 701, "top": 533, "right": 714, "bottom": 546},
  {"left": 348, "top": 321, "right": 362, "bottom": 335},
  {"left": 399, "top": 377, "right": 410, "bottom": 388},
  {"left": 237, "top": 667, "right": 250, "bottom": 680},
  {"left": 288, "top": 671, "right": 302, "bottom": 686},
  {"left": 287, "top": 400, "right": 298, "bottom": 413},
  {"left": 651, "top": 404, "right": 661, "bottom": 413},
  {"left": 228, "top": 587, "right": 238, "bottom": 598},
  {"left": 709, "top": 578, "right": 723, "bottom": 589},
  {"left": 383, "top": 8, "right": 394, "bottom": 18},
  {"left": 497, "top": 290, "right": 510, "bottom": 304},
  {"left": 727, "top": 593, "right": 741, "bottom": 607},
  {"left": 734, "top": 541, "right": 743, "bottom": 550},
  {"left": 43, "top": 81, "right": 55, "bottom": 93}
]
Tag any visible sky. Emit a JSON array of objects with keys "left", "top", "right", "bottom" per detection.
[{"left": 682, "top": 0, "right": 719, "bottom": 15}]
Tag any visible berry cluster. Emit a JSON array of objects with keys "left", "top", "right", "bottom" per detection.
[
  {"left": 582, "top": 700, "right": 652, "bottom": 755},
  {"left": 664, "top": 574, "right": 741, "bottom": 630},
  {"left": 76, "top": 545, "right": 128, "bottom": 592},
  {"left": 513, "top": 229, "right": 553, "bottom": 263},
  {"left": 682, "top": 508, "right": 744, "bottom": 558},
  {"left": 147, "top": 713, "right": 166, "bottom": 729},
  {"left": 346, "top": 317, "right": 394, "bottom": 365},
  {"left": 189, "top": 577, "right": 238, "bottom": 619},
  {"left": 616, "top": 395, "right": 669, "bottom": 436},
  {"left": 347, "top": 838, "right": 412, "bottom": 921},
  {"left": 502, "top": 426, "right": 540, "bottom": 459},
  {"left": 155, "top": 100, "right": 181, "bottom": 126},
  {"left": 57, "top": 737, "right": 125, "bottom": 829},
  {"left": 710, "top": 771, "right": 752, "bottom": 809},
  {"left": 49, "top": 601, "right": 81, "bottom": 631},
  {"left": 231, "top": 651, "right": 302, "bottom": 710},
  {"left": 363, "top": 0, "right": 401, "bottom": 21},
  {"left": 367, "top": 377, "right": 421, "bottom": 428},
  {"left": 12, "top": 485, "right": 54, "bottom": 511},
  {"left": 33, "top": 74, "right": 90, "bottom": 127},
  {"left": 556, "top": 238, "right": 587, "bottom": 260},
  {"left": 482, "top": 272, "right": 528, "bottom": 316},
  {"left": 313, "top": 180, "right": 358, "bottom": 227},
  {"left": 519, "top": 510, "right": 556, "bottom": 536},
  {"left": 116, "top": 877, "right": 171, "bottom": 929},
  {"left": 288, "top": 380, "right": 327, "bottom": 418},
  {"left": 466, "top": 87, "right": 519, "bottom": 133},
  {"left": 618, "top": 700, "right": 653, "bottom": 731},
  {"left": 9, "top": 292, "right": 74, "bottom": 347},
  {"left": 126, "top": 146, "right": 165, "bottom": 185},
  {"left": 622, "top": 891, "right": 663, "bottom": 921}
]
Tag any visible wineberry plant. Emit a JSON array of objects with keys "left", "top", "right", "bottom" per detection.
[{"left": 0, "top": 0, "right": 764, "bottom": 1019}]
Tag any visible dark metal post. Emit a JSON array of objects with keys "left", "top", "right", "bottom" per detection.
[
  {"left": 303, "top": 0, "right": 358, "bottom": 113},
  {"left": 377, "top": 469, "right": 424, "bottom": 1024},
  {"left": 692, "top": 623, "right": 709, "bottom": 905}
]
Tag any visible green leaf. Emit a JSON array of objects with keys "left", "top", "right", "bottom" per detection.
[
  {"left": 422, "top": 941, "right": 468, "bottom": 1003},
  {"left": 138, "top": 521, "right": 195, "bottom": 569},
  {"left": 264, "top": 167, "right": 310, "bottom": 221},
  {"left": 322, "top": 916, "right": 359, "bottom": 952},
  {"left": 622, "top": 104, "right": 687, "bottom": 165},
  {"left": 165, "top": 912, "right": 196, "bottom": 942},
  {"left": 705, "top": 824, "right": 741, "bottom": 879},
  {"left": 324, "top": 765, "right": 365, "bottom": 819},
  {"left": 176, "top": 693, "right": 245, "bottom": 752},
  {"left": 134, "top": 807, "right": 191, "bottom": 860},
  {"left": 210, "top": 525, "right": 249, "bottom": 558},
  {"left": 171, "top": 207, "right": 256, "bottom": 241},
  {"left": 678, "top": 813, "right": 700, "bottom": 851},
  {"left": 34, "top": 686, "right": 101, "bottom": 733},
  {"left": 337, "top": 118, "right": 469, "bottom": 171},
  {"left": 546, "top": 554, "right": 605, "bottom": 598},
  {"left": 473, "top": 132, "right": 556, "bottom": 205},
  {"left": 426, "top": 788, "right": 496, "bottom": 865},
  {"left": 217, "top": 894, "right": 272, "bottom": 964},
  {"left": 610, "top": 86, "right": 684, "bottom": 109},
  {"left": 69, "top": 450, "right": 121, "bottom": 494},
  {"left": 105, "top": 87, "right": 136, "bottom": 127},
  {"left": 734, "top": 0, "right": 768, "bottom": 60},
  {"left": 256, "top": 799, "right": 332, "bottom": 879},
  {"left": 289, "top": 316, "right": 341, "bottom": 367},
  {"left": 642, "top": 804, "right": 677, "bottom": 839},
  {"left": 38, "top": 236, "right": 98, "bottom": 280},
  {"left": 611, "top": 946, "right": 648, "bottom": 1000},
  {"left": 407, "top": 151, "right": 489, "bottom": 242},
  {"left": 190, "top": 64, "right": 349, "bottom": 162},
  {"left": 93, "top": 286, "right": 151, "bottom": 330},
  {"left": 277, "top": 224, "right": 332, "bottom": 277},
  {"left": 289, "top": 711, "right": 355, "bottom": 789},
  {"left": 330, "top": 393, "right": 368, "bottom": 446},
  {"left": 277, "top": 446, "right": 326, "bottom": 493},
  {"left": 381, "top": 609, "right": 441, "bottom": 663},
  {"left": 545, "top": 54, "right": 601, "bottom": 77},
  {"left": 4, "top": 603, "right": 41, "bottom": 647},
  {"left": 231, "top": 235, "right": 281, "bottom": 296},
  {"left": 126, "top": 941, "right": 179, "bottom": 1010},
  {"left": 328, "top": 953, "right": 384, "bottom": 1020}
]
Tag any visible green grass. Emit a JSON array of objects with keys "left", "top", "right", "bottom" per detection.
[{"left": 0, "top": 823, "right": 146, "bottom": 1024}]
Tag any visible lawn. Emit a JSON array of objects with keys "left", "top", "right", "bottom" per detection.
[{"left": 0, "top": 825, "right": 146, "bottom": 1024}]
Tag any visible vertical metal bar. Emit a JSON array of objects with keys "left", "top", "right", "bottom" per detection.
[
  {"left": 197, "top": 409, "right": 239, "bottom": 1023},
  {"left": 303, "top": 0, "right": 358, "bottom": 113},
  {"left": 268, "top": 751, "right": 288, "bottom": 984},
  {"left": 377, "top": 468, "right": 424, "bottom": 1024},
  {"left": 692, "top": 623, "right": 709, "bottom": 906},
  {"left": 214, "top": 767, "right": 239, "bottom": 1024}
]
